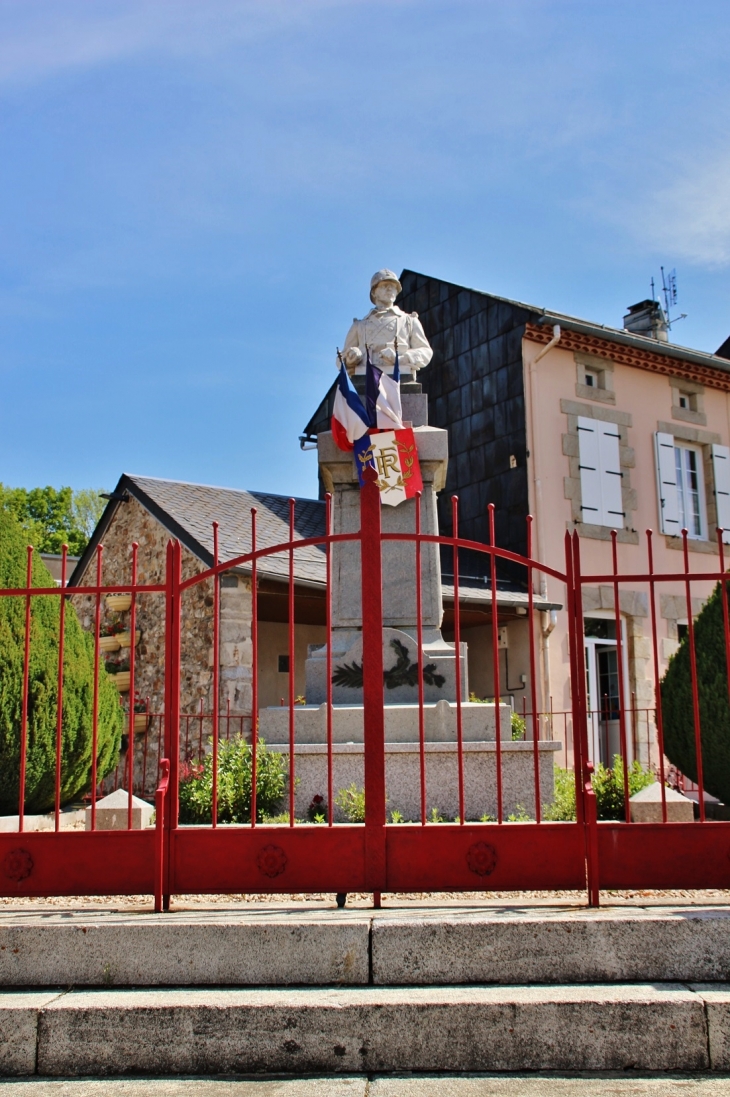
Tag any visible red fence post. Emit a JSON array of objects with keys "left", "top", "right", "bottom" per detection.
[
  {"left": 154, "top": 758, "right": 170, "bottom": 913},
  {"left": 360, "top": 466, "right": 386, "bottom": 901},
  {"left": 162, "top": 539, "right": 182, "bottom": 910},
  {"left": 570, "top": 532, "right": 600, "bottom": 906}
]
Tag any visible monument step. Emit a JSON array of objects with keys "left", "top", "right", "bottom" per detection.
[
  {"left": 2, "top": 982, "right": 728, "bottom": 1076},
  {"left": 2, "top": 905, "right": 730, "bottom": 987}
]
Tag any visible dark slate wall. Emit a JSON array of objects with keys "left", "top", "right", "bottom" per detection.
[{"left": 397, "top": 270, "right": 534, "bottom": 578}]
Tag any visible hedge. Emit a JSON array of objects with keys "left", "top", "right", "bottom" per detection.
[
  {"left": 0, "top": 507, "right": 123, "bottom": 814},
  {"left": 661, "top": 580, "right": 730, "bottom": 805}
]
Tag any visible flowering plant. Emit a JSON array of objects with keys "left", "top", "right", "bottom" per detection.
[
  {"left": 100, "top": 621, "right": 126, "bottom": 637},
  {"left": 104, "top": 656, "right": 130, "bottom": 675}
]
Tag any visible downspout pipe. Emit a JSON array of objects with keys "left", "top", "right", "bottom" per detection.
[
  {"left": 533, "top": 323, "right": 561, "bottom": 366},
  {"left": 527, "top": 324, "right": 561, "bottom": 717}
]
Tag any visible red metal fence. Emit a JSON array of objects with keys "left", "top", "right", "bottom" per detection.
[{"left": 2, "top": 467, "right": 730, "bottom": 909}]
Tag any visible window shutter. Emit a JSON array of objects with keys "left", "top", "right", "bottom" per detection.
[
  {"left": 712, "top": 444, "right": 730, "bottom": 544},
  {"left": 577, "top": 416, "right": 624, "bottom": 528},
  {"left": 597, "top": 421, "right": 624, "bottom": 529},
  {"left": 577, "top": 417, "right": 602, "bottom": 524},
  {"left": 655, "top": 431, "right": 680, "bottom": 535}
]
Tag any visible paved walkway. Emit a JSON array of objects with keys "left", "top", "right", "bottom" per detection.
[{"left": 2, "top": 1075, "right": 730, "bottom": 1095}]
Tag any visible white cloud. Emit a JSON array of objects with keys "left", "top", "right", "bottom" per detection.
[
  {"left": 635, "top": 151, "right": 730, "bottom": 267},
  {"left": 0, "top": 0, "right": 360, "bottom": 87}
]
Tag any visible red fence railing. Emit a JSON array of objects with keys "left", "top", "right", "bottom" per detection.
[{"left": 2, "top": 473, "right": 730, "bottom": 907}]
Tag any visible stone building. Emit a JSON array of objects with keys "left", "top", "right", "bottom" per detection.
[{"left": 69, "top": 474, "right": 328, "bottom": 788}]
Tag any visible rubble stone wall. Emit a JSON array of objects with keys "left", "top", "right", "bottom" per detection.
[{"left": 71, "top": 497, "right": 255, "bottom": 792}]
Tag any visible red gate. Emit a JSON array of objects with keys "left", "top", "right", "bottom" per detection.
[{"left": 2, "top": 468, "right": 730, "bottom": 908}]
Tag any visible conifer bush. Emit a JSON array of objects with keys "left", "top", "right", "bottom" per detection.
[
  {"left": 0, "top": 508, "right": 123, "bottom": 814},
  {"left": 661, "top": 581, "right": 730, "bottom": 805}
]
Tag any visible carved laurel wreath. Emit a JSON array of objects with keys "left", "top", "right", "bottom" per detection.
[{"left": 332, "top": 638, "right": 445, "bottom": 690}]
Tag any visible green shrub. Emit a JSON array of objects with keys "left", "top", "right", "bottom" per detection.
[
  {"left": 544, "top": 758, "right": 655, "bottom": 822},
  {"left": 661, "top": 582, "right": 730, "bottom": 804},
  {"left": 0, "top": 507, "right": 123, "bottom": 814},
  {"left": 544, "top": 766, "right": 577, "bottom": 821},
  {"left": 178, "top": 736, "right": 286, "bottom": 824},
  {"left": 334, "top": 783, "right": 366, "bottom": 823},
  {"left": 510, "top": 712, "right": 526, "bottom": 740}
]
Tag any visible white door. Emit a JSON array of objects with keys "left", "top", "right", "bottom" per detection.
[{"left": 584, "top": 617, "right": 629, "bottom": 766}]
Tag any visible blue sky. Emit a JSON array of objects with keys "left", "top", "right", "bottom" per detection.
[{"left": 1, "top": 0, "right": 729, "bottom": 499}]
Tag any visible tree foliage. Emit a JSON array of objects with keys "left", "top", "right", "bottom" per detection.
[
  {"left": 0, "top": 507, "right": 123, "bottom": 814},
  {"left": 0, "top": 483, "right": 106, "bottom": 556},
  {"left": 661, "top": 581, "right": 730, "bottom": 804}
]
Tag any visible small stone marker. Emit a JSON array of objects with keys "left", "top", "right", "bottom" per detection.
[
  {"left": 629, "top": 781, "right": 695, "bottom": 823},
  {"left": 85, "top": 788, "right": 154, "bottom": 831}
]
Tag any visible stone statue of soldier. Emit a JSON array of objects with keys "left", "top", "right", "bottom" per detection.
[{"left": 339, "top": 269, "right": 433, "bottom": 379}]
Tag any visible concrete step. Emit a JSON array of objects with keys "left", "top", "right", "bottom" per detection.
[
  {"left": 2, "top": 983, "right": 730, "bottom": 1076},
  {"left": 2, "top": 905, "right": 730, "bottom": 986},
  {"left": 4, "top": 1081, "right": 730, "bottom": 1097}
]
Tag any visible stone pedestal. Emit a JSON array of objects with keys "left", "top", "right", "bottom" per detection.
[
  {"left": 629, "top": 782, "right": 695, "bottom": 822},
  {"left": 84, "top": 789, "right": 154, "bottom": 831},
  {"left": 306, "top": 419, "right": 456, "bottom": 703},
  {"left": 306, "top": 627, "right": 467, "bottom": 706},
  {"left": 259, "top": 700, "right": 512, "bottom": 745},
  {"left": 267, "top": 740, "right": 561, "bottom": 823}
]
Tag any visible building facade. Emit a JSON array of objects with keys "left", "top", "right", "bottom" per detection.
[{"left": 395, "top": 271, "right": 730, "bottom": 768}]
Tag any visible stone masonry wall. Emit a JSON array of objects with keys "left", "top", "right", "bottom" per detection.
[{"left": 72, "top": 497, "right": 253, "bottom": 793}]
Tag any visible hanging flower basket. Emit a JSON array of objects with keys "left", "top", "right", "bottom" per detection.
[
  {"left": 113, "top": 671, "right": 131, "bottom": 692},
  {"left": 99, "top": 635, "right": 121, "bottom": 653},
  {"left": 117, "top": 630, "right": 141, "bottom": 649},
  {"left": 133, "top": 713, "right": 149, "bottom": 732},
  {"left": 106, "top": 593, "right": 132, "bottom": 613}
]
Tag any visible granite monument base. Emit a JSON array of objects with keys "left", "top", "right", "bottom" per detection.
[
  {"left": 258, "top": 699, "right": 512, "bottom": 745},
  {"left": 305, "top": 627, "right": 468, "bottom": 706},
  {"left": 267, "top": 740, "right": 561, "bottom": 822}
]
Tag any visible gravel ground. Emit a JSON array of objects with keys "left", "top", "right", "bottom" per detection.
[{"left": 2, "top": 889, "right": 730, "bottom": 911}]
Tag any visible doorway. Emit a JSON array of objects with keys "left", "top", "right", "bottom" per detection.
[{"left": 584, "top": 616, "right": 629, "bottom": 767}]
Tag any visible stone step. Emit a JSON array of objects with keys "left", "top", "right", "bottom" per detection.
[
  {"left": 2, "top": 906, "right": 730, "bottom": 987},
  {"left": 2, "top": 983, "right": 730, "bottom": 1076},
  {"left": 4, "top": 1081, "right": 730, "bottom": 1097}
]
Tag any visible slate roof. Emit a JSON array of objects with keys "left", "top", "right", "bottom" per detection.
[
  {"left": 69, "top": 474, "right": 327, "bottom": 588},
  {"left": 302, "top": 271, "right": 730, "bottom": 442}
]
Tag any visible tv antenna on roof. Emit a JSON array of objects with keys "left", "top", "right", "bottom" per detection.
[{"left": 651, "top": 267, "right": 687, "bottom": 330}]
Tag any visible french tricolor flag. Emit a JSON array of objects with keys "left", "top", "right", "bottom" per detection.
[
  {"left": 331, "top": 362, "right": 370, "bottom": 451},
  {"left": 366, "top": 349, "right": 404, "bottom": 432}
]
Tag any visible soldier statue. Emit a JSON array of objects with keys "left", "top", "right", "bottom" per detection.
[{"left": 339, "top": 269, "right": 433, "bottom": 379}]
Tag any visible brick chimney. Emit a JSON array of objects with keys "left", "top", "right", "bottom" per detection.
[{"left": 623, "top": 299, "right": 669, "bottom": 342}]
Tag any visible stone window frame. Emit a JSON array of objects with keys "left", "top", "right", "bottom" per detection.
[
  {"left": 670, "top": 377, "right": 707, "bottom": 427},
  {"left": 574, "top": 351, "right": 616, "bottom": 405},
  {"left": 562, "top": 398, "right": 638, "bottom": 544},
  {"left": 657, "top": 419, "right": 722, "bottom": 555},
  {"left": 660, "top": 592, "right": 705, "bottom": 662}
]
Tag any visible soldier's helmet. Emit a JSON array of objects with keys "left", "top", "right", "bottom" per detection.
[{"left": 370, "top": 269, "right": 402, "bottom": 303}]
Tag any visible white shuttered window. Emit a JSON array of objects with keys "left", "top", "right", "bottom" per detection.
[
  {"left": 577, "top": 416, "right": 624, "bottom": 529},
  {"left": 654, "top": 432, "right": 680, "bottom": 535},
  {"left": 712, "top": 444, "right": 730, "bottom": 544},
  {"left": 655, "top": 431, "right": 709, "bottom": 539}
]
